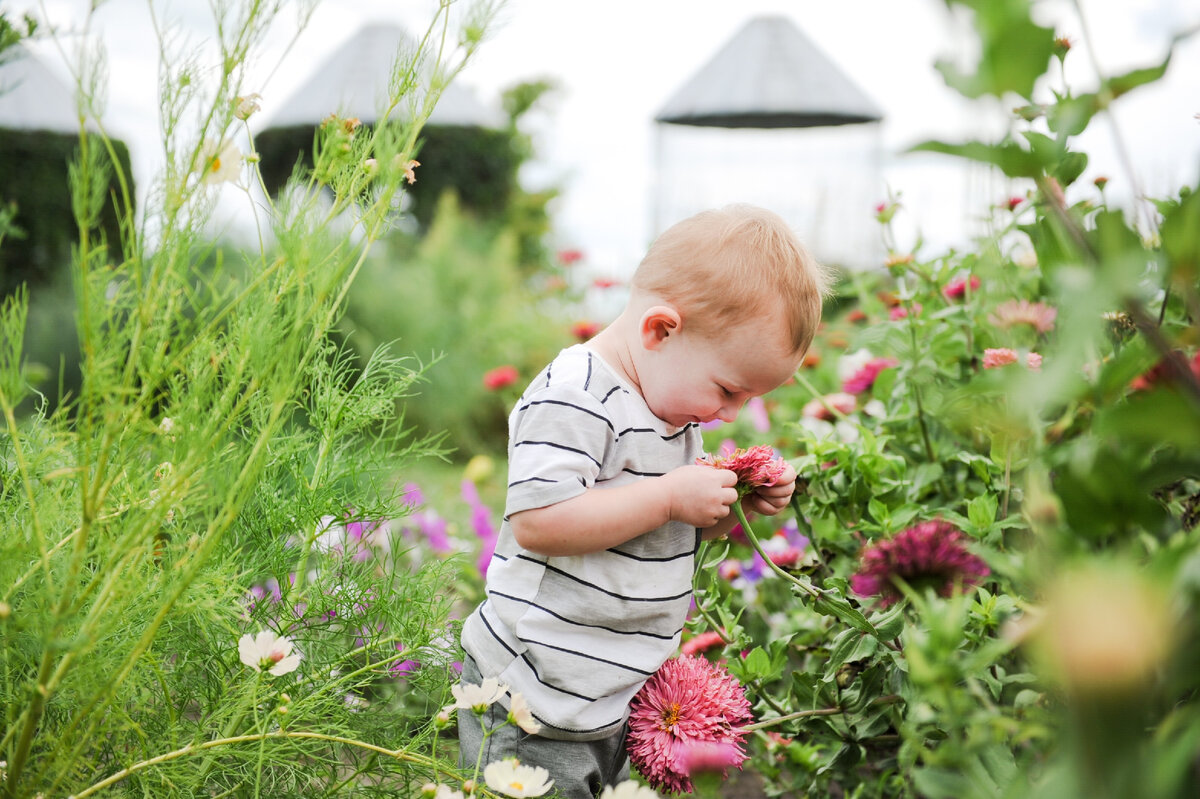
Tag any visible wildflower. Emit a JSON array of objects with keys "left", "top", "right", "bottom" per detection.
[
  {"left": 850, "top": 520, "right": 990, "bottom": 608},
  {"left": 1006, "top": 196, "right": 1024, "bottom": 211},
  {"left": 571, "top": 319, "right": 601, "bottom": 341},
  {"left": 600, "top": 781, "right": 661, "bottom": 799},
  {"left": 593, "top": 277, "right": 620, "bottom": 289},
  {"left": 1130, "top": 350, "right": 1200, "bottom": 391},
  {"left": 841, "top": 357, "right": 898, "bottom": 395},
  {"left": 717, "top": 559, "right": 741, "bottom": 581},
  {"left": 1094, "top": 175, "right": 1109, "bottom": 189},
  {"left": 483, "top": 758, "right": 554, "bottom": 798},
  {"left": 233, "top": 92, "right": 262, "bottom": 120},
  {"left": 483, "top": 365, "right": 519, "bottom": 391},
  {"left": 451, "top": 678, "right": 508, "bottom": 712},
  {"left": 159, "top": 416, "right": 177, "bottom": 439},
  {"left": 845, "top": 308, "right": 868, "bottom": 323},
  {"left": 238, "top": 629, "right": 302, "bottom": 676},
  {"left": 696, "top": 445, "right": 787, "bottom": 497},
  {"left": 874, "top": 201, "right": 898, "bottom": 224},
  {"left": 941, "top": 274, "right": 980, "bottom": 300},
  {"left": 557, "top": 248, "right": 585, "bottom": 265},
  {"left": 801, "top": 351, "right": 821, "bottom": 368},
  {"left": 1053, "top": 35, "right": 1072, "bottom": 58},
  {"left": 802, "top": 392, "right": 856, "bottom": 421},
  {"left": 681, "top": 630, "right": 726, "bottom": 656},
  {"left": 889, "top": 302, "right": 921, "bottom": 321},
  {"left": 627, "top": 655, "right": 752, "bottom": 794},
  {"left": 982, "top": 348, "right": 1042, "bottom": 370},
  {"left": 746, "top": 396, "right": 771, "bottom": 432},
  {"left": 403, "top": 158, "right": 420, "bottom": 184},
  {"left": 508, "top": 691, "right": 541, "bottom": 734},
  {"left": 197, "top": 138, "right": 243, "bottom": 185},
  {"left": 462, "top": 480, "right": 499, "bottom": 577},
  {"left": 884, "top": 252, "right": 914, "bottom": 269},
  {"left": 989, "top": 299, "right": 1057, "bottom": 333},
  {"left": 422, "top": 784, "right": 466, "bottom": 799},
  {"left": 390, "top": 643, "right": 420, "bottom": 677}
]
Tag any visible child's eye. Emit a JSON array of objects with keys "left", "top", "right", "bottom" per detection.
[{"left": 718, "top": 385, "right": 734, "bottom": 398}]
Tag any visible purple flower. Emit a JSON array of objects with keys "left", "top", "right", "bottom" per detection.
[
  {"left": 850, "top": 520, "right": 990, "bottom": 607},
  {"left": 462, "top": 480, "right": 499, "bottom": 577}
]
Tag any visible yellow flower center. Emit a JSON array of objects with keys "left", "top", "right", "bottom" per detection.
[
  {"left": 660, "top": 702, "right": 682, "bottom": 731},
  {"left": 508, "top": 781, "right": 524, "bottom": 791},
  {"left": 210, "top": 157, "right": 221, "bottom": 173}
]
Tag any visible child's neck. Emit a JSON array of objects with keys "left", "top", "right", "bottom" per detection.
[{"left": 586, "top": 322, "right": 642, "bottom": 395}]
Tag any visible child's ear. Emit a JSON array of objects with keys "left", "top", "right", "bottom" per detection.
[{"left": 640, "top": 305, "right": 681, "bottom": 351}]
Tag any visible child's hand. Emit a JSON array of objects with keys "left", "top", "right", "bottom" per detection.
[
  {"left": 661, "top": 464, "right": 739, "bottom": 528},
  {"left": 741, "top": 462, "right": 796, "bottom": 517}
]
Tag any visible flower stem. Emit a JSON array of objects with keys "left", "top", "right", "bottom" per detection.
[{"left": 744, "top": 694, "right": 902, "bottom": 732}]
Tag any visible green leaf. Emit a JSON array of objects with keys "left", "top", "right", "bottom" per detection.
[
  {"left": 1106, "top": 55, "right": 1172, "bottom": 99},
  {"left": 1053, "top": 151, "right": 1088, "bottom": 186},
  {"left": 912, "top": 767, "right": 973, "bottom": 798},
  {"left": 809, "top": 586, "right": 878, "bottom": 637},
  {"left": 908, "top": 139, "right": 1043, "bottom": 178},
  {"left": 1161, "top": 186, "right": 1200, "bottom": 283},
  {"left": 967, "top": 493, "right": 998, "bottom": 533},
  {"left": 741, "top": 646, "right": 772, "bottom": 681},
  {"left": 934, "top": 0, "right": 1056, "bottom": 99}
]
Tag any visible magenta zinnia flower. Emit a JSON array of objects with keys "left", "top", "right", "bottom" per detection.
[
  {"left": 850, "top": 520, "right": 989, "bottom": 608},
  {"left": 942, "top": 275, "right": 980, "bottom": 300},
  {"left": 627, "top": 655, "right": 752, "bottom": 794},
  {"left": 696, "top": 445, "right": 786, "bottom": 496},
  {"left": 841, "top": 358, "right": 898, "bottom": 394}
]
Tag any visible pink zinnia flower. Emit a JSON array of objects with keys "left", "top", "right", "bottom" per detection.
[
  {"left": 681, "top": 630, "right": 726, "bottom": 656},
  {"left": 802, "top": 392, "right": 857, "bottom": 421},
  {"left": 889, "top": 302, "right": 921, "bottom": 321},
  {"left": 983, "top": 348, "right": 1042, "bottom": 370},
  {"left": 989, "top": 299, "right": 1057, "bottom": 333},
  {"left": 850, "top": 520, "right": 990, "bottom": 608},
  {"left": 557, "top": 248, "right": 584, "bottom": 265},
  {"left": 483, "top": 365, "right": 519, "bottom": 391},
  {"left": 942, "top": 275, "right": 981, "bottom": 300},
  {"left": 696, "top": 445, "right": 787, "bottom": 496},
  {"left": 627, "top": 655, "right": 752, "bottom": 794},
  {"left": 841, "top": 358, "right": 898, "bottom": 395}
]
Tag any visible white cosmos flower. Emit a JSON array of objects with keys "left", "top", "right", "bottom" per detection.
[
  {"left": 198, "top": 137, "right": 243, "bottom": 185},
  {"left": 600, "top": 781, "right": 661, "bottom": 799},
  {"left": 420, "top": 785, "right": 464, "bottom": 799},
  {"left": 837, "top": 348, "right": 875, "bottom": 382},
  {"left": 507, "top": 691, "right": 541, "bottom": 734},
  {"left": 238, "top": 629, "right": 301, "bottom": 676},
  {"left": 451, "top": 677, "right": 507, "bottom": 711},
  {"left": 483, "top": 758, "right": 554, "bottom": 798}
]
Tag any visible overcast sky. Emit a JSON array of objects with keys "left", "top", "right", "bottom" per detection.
[{"left": 12, "top": 0, "right": 1200, "bottom": 275}]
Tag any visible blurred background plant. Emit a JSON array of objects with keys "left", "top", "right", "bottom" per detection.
[{"left": 0, "top": 1, "right": 520, "bottom": 796}]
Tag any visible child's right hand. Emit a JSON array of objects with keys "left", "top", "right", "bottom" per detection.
[{"left": 661, "top": 465, "right": 739, "bottom": 528}]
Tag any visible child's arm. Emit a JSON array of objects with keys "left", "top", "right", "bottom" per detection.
[
  {"left": 510, "top": 464, "right": 739, "bottom": 556},
  {"left": 701, "top": 462, "right": 798, "bottom": 541}
]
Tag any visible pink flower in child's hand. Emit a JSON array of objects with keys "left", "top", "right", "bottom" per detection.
[
  {"left": 627, "top": 655, "right": 752, "bottom": 794},
  {"left": 841, "top": 358, "right": 898, "bottom": 395},
  {"left": 696, "top": 445, "right": 786, "bottom": 496},
  {"left": 942, "top": 275, "right": 981, "bottom": 300},
  {"left": 850, "top": 520, "right": 990, "bottom": 608}
]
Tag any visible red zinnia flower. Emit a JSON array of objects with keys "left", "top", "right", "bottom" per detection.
[
  {"left": 846, "top": 308, "right": 868, "bottom": 324},
  {"left": 1130, "top": 350, "right": 1200, "bottom": 392},
  {"left": 482, "top": 365, "right": 519, "bottom": 391},
  {"left": 1006, "top": 196, "right": 1024, "bottom": 211},
  {"left": 841, "top": 358, "right": 898, "bottom": 394},
  {"left": 681, "top": 630, "right": 726, "bottom": 656},
  {"left": 593, "top": 277, "right": 620, "bottom": 289},
  {"left": 942, "top": 275, "right": 981, "bottom": 300},
  {"left": 850, "top": 520, "right": 990, "bottom": 608},
  {"left": 627, "top": 655, "right": 752, "bottom": 794},
  {"left": 557, "top": 248, "right": 584, "bottom": 265},
  {"left": 696, "top": 445, "right": 787, "bottom": 496},
  {"left": 571, "top": 320, "right": 601, "bottom": 341}
]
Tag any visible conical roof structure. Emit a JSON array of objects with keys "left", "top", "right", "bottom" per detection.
[
  {"left": 261, "top": 22, "right": 503, "bottom": 130},
  {"left": 655, "top": 15, "right": 883, "bottom": 129},
  {"left": 0, "top": 44, "right": 95, "bottom": 132}
]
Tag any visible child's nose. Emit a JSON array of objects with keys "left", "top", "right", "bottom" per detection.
[{"left": 717, "top": 404, "right": 741, "bottom": 423}]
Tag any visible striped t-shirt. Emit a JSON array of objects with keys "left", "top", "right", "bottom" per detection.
[{"left": 460, "top": 344, "right": 702, "bottom": 741}]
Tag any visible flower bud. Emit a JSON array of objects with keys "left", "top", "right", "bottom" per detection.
[{"left": 233, "top": 93, "right": 262, "bottom": 120}]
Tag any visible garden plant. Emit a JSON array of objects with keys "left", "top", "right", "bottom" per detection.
[{"left": 2, "top": 0, "right": 1199, "bottom": 797}]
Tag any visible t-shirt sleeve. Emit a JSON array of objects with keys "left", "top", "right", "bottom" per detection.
[{"left": 504, "top": 384, "right": 614, "bottom": 517}]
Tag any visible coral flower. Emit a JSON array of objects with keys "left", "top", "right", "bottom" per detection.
[
  {"left": 850, "top": 520, "right": 990, "bottom": 608},
  {"left": 841, "top": 358, "right": 898, "bottom": 395},
  {"left": 681, "top": 630, "right": 726, "bottom": 656},
  {"left": 696, "top": 445, "right": 787, "bottom": 496},
  {"left": 941, "top": 275, "right": 980, "bottom": 300},
  {"left": 571, "top": 320, "right": 601, "bottom": 341},
  {"left": 483, "top": 365, "right": 519, "bottom": 391},
  {"left": 627, "top": 655, "right": 752, "bottom": 794},
  {"left": 989, "top": 299, "right": 1057, "bottom": 333},
  {"left": 238, "top": 629, "right": 302, "bottom": 676},
  {"left": 557, "top": 248, "right": 585, "bottom": 265},
  {"left": 983, "top": 348, "right": 1042, "bottom": 370}
]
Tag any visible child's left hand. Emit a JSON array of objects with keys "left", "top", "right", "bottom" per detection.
[{"left": 741, "top": 462, "right": 796, "bottom": 517}]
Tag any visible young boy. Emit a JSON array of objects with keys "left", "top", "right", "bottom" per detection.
[{"left": 458, "top": 204, "right": 829, "bottom": 796}]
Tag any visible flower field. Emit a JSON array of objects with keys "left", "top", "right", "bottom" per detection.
[{"left": 2, "top": 1, "right": 1199, "bottom": 798}]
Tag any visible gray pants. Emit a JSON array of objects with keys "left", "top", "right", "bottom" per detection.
[{"left": 457, "top": 656, "right": 631, "bottom": 799}]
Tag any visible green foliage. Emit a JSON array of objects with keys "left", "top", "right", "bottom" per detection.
[
  {"left": 674, "top": 9, "right": 1200, "bottom": 798},
  {"left": 340, "top": 192, "right": 575, "bottom": 458},
  {"left": 0, "top": 2, "right": 501, "bottom": 797}
]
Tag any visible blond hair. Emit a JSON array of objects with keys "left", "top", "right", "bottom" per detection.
[{"left": 631, "top": 204, "right": 830, "bottom": 353}]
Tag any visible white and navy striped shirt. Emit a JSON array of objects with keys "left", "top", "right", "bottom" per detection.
[{"left": 460, "top": 344, "right": 702, "bottom": 741}]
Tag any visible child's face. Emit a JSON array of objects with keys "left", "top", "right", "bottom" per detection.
[{"left": 640, "top": 317, "right": 799, "bottom": 429}]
